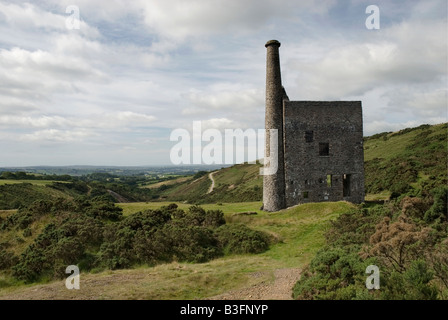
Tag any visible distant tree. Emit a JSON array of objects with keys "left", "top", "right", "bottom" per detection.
[
  {"left": 15, "top": 172, "right": 28, "bottom": 179},
  {"left": 424, "top": 186, "right": 448, "bottom": 222},
  {"left": 193, "top": 171, "right": 208, "bottom": 179},
  {"left": 1, "top": 171, "right": 16, "bottom": 179}
]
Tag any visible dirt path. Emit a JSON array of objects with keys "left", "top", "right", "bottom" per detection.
[
  {"left": 208, "top": 268, "right": 301, "bottom": 300},
  {"left": 0, "top": 267, "right": 301, "bottom": 300},
  {"left": 207, "top": 172, "right": 216, "bottom": 194}
]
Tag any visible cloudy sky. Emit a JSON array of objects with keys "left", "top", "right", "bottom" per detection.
[{"left": 0, "top": 0, "right": 446, "bottom": 166}]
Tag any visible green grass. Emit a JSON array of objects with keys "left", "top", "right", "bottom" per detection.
[
  {"left": 243, "top": 201, "right": 354, "bottom": 267},
  {"left": 141, "top": 176, "right": 191, "bottom": 189},
  {"left": 363, "top": 123, "right": 447, "bottom": 194},
  {"left": 0, "top": 183, "right": 73, "bottom": 210},
  {"left": 0, "top": 180, "right": 67, "bottom": 186},
  {"left": 156, "top": 163, "right": 262, "bottom": 204},
  {"left": 364, "top": 122, "right": 447, "bottom": 162},
  {"left": 2, "top": 123, "right": 445, "bottom": 299},
  {"left": 158, "top": 175, "right": 210, "bottom": 202},
  {"left": 0, "top": 200, "right": 355, "bottom": 299},
  {"left": 365, "top": 191, "right": 391, "bottom": 201},
  {"left": 0, "top": 207, "right": 54, "bottom": 256},
  {"left": 364, "top": 131, "right": 417, "bottom": 162},
  {"left": 0, "top": 209, "right": 17, "bottom": 218},
  {"left": 154, "top": 123, "right": 447, "bottom": 205}
]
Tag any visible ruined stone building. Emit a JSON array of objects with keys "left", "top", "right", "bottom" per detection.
[{"left": 263, "top": 40, "right": 365, "bottom": 212}]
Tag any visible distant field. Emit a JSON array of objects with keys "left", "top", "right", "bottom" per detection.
[
  {"left": 0, "top": 180, "right": 67, "bottom": 186},
  {"left": 141, "top": 176, "right": 191, "bottom": 189}
]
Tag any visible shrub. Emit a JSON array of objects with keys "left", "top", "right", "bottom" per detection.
[
  {"left": 78, "top": 199, "right": 123, "bottom": 221},
  {"left": 366, "top": 214, "right": 434, "bottom": 273},
  {"left": 381, "top": 260, "right": 438, "bottom": 300},
  {"left": 428, "top": 239, "right": 448, "bottom": 293},
  {"left": 293, "top": 246, "right": 374, "bottom": 300},
  {"left": 162, "top": 224, "right": 221, "bottom": 263},
  {"left": 7, "top": 202, "right": 269, "bottom": 282},
  {"left": 203, "top": 210, "right": 226, "bottom": 228},
  {"left": 193, "top": 171, "right": 208, "bottom": 179},
  {"left": 173, "top": 206, "right": 225, "bottom": 228},
  {"left": 294, "top": 199, "right": 448, "bottom": 300},
  {"left": 215, "top": 224, "right": 270, "bottom": 254},
  {"left": 424, "top": 186, "right": 448, "bottom": 223},
  {"left": 98, "top": 224, "right": 137, "bottom": 269},
  {"left": 400, "top": 196, "right": 429, "bottom": 220},
  {"left": 23, "top": 227, "right": 32, "bottom": 237},
  {"left": 0, "top": 251, "right": 18, "bottom": 270},
  {"left": 390, "top": 182, "right": 411, "bottom": 199},
  {"left": 12, "top": 214, "right": 104, "bottom": 282}
]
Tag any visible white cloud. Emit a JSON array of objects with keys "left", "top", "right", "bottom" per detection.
[
  {"left": 0, "top": 0, "right": 446, "bottom": 165},
  {"left": 141, "top": 0, "right": 280, "bottom": 40},
  {"left": 0, "top": 97, "right": 38, "bottom": 115},
  {"left": 0, "top": 46, "right": 103, "bottom": 79},
  {"left": 365, "top": 117, "right": 445, "bottom": 136},
  {"left": 0, "top": 115, "right": 68, "bottom": 128},
  {"left": 182, "top": 86, "right": 263, "bottom": 116},
  {"left": 408, "top": 89, "right": 447, "bottom": 117},
  {"left": 282, "top": 16, "right": 446, "bottom": 98},
  {"left": 0, "top": 112, "right": 156, "bottom": 130},
  {"left": 385, "top": 86, "right": 448, "bottom": 117},
  {"left": 0, "top": 2, "right": 100, "bottom": 38},
  {"left": 201, "top": 118, "right": 242, "bottom": 131},
  {"left": 19, "top": 128, "right": 94, "bottom": 142},
  {"left": 139, "top": 0, "right": 336, "bottom": 44}
]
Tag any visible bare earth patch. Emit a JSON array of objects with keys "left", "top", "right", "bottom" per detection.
[
  {"left": 207, "top": 268, "right": 301, "bottom": 300},
  {"left": 0, "top": 267, "right": 301, "bottom": 300}
]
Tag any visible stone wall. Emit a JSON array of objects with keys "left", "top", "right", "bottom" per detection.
[{"left": 283, "top": 101, "right": 365, "bottom": 207}]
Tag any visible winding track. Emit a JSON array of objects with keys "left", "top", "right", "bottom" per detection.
[{"left": 207, "top": 171, "right": 216, "bottom": 194}]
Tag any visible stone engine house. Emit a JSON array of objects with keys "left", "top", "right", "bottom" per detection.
[{"left": 263, "top": 40, "right": 365, "bottom": 212}]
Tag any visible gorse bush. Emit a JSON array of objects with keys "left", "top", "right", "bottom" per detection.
[
  {"left": 424, "top": 186, "right": 448, "bottom": 223},
  {"left": 380, "top": 260, "right": 438, "bottom": 300},
  {"left": 293, "top": 187, "right": 448, "bottom": 300},
  {"left": 215, "top": 224, "right": 270, "bottom": 254},
  {"left": 1, "top": 200, "right": 270, "bottom": 282},
  {"left": 12, "top": 213, "right": 104, "bottom": 282}
]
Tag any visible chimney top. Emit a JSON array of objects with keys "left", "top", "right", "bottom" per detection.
[{"left": 265, "top": 40, "right": 281, "bottom": 48}]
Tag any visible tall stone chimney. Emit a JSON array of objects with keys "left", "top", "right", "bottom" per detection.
[{"left": 263, "top": 40, "right": 285, "bottom": 212}]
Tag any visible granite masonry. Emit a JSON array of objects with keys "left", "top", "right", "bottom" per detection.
[{"left": 263, "top": 40, "right": 365, "bottom": 212}]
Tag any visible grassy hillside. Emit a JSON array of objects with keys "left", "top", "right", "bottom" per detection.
[
  {"left": 141, "top": 176, "right": 191, "bottom": 189},
  {"left": 0, "top": 200, "right": 354, "bottom": 299},
  {"left": 0, "top": 122, "right": 445, "bottom": 300},
  {"left": 157, "top": 163, "right": 263, "bottom": 204},
  {"left": 0, "top": 179, "right": 156, "bottom": 210},
  {"left": 364, "top": 123, "right": 447, "bottom": 198},
  {"left": 290, "top": 123, "right": 448, "bottom": 300},
  {"left": 0, "top": 183, "right": 72, "bottom": 210},
  {"left": 153, "top": 123, "right": 447, "bottom": 204}
]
